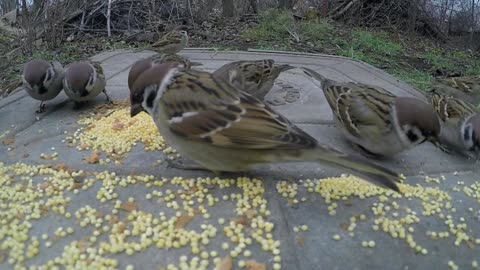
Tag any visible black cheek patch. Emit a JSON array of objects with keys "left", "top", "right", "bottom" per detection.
[
  {"left": 407, "top": 130, "right": 418, "bottom": 142},
  {"left": 79, "top": 89, "right": 89, "bottom": 97},
  {"left": 38, "top": 85, "right": 48, "bottom": 95},
  {"left": 40, "top": 73, "right": 47, "bottom": 84},
  {"left": 146, "top": 91, "right": 156, "bottom": 109},
  {"left": 464, "top": 125, "right": 472, "bottom": 141}
]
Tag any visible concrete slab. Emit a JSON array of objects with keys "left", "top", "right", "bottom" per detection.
[{"left": 0, "top": 49, "right": 479, "bottom": 270}]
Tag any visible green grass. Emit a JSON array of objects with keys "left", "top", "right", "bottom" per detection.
[
  {"left": 337, "top": 30, "right": 404, "bottom": 64},
  {"left": 243, "top": 9, "right": 338, "bottom": 50},
  {"left": 390, "top": 69, "right": 433, "bottom": 91},
  {"left": 421, "top": 49, "right": 455, "bottom": 71}
]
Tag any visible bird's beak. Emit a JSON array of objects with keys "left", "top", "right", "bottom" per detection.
[{"left": 130, "top": 104, "right": 143, "bottom": 117}]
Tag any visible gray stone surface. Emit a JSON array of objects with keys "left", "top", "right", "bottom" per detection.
[{"left": 0, "top": 49, "right": 479, "bottom": 270}]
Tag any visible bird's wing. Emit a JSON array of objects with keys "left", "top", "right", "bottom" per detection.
[
  {"left": 431, "top": 92, "right": 477, "bottom": 122},
  {"left": 324, "top": 82, "right": 396, "bottom": 138},
  {"left": 160, "top": 69, "right": 318, "bottom": 149}
]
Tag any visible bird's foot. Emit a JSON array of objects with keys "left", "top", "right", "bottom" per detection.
[
  {"left": 351, "top": 143, "right": 383, "bottom": 159},
  {"left": 35, "top": 103, "right": 46, "bottom": 114},
  {"left": 429, "top": 139, "right": 452, "bottom": 155},
  {"left": 103, "top": 89, "right": 113, "bottom": 104},
  {"left": 73, "top": 101, "right": 86, "bottom": 110},
  {"left": 166, "top": 157, "right": 209, "bottom": 171}
]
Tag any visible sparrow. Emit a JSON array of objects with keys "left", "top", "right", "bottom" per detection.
[
  {"left": 431, "top": 75, "right": 480, "bottom": 104},
  {"left": 129, "top": 63, "right": 401, "bottom": 192},
  {"left": 22, "top": 59, "right": 65, "bottom": 113},
  {"left": 128, "top": 54, "right": 201, "bottom": 91},
  {"left": 431, "top": 92, "right": 480, "bottom": 159},
  {"left": 150, "top": 26, "right": 188, "bottom": 54},
  {"left": 63, "top": 61, "right": 110, "bottom": 108},
  {"left": 301, "top": 67, "right": 441, "bottom": 157},
  {"left": 213, "top": 59, "right": 295, "bottom": 100}
]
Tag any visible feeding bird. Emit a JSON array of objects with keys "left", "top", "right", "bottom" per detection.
[{"left": 129, "top": 62, "right": 402, "bottom": 192}]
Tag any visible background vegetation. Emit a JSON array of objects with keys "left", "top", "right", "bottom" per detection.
[{"left": 1, "top": 0, "right": 479, "bottom": 95}]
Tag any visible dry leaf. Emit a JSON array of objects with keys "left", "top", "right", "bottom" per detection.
[
  {"left": 72, "top": 182, "right": 83, "bottom": 189},
  {"left": 340, "top": 223, "right": 349, "bottom": 231},
  {"left": 120, "top": 202, "right": 137, "bottom": 212},
  {"left": 109, "top": 215, "right": 118, "bottom": 225},
  {"left": 39, "top": 181, "right": 51, "bottom": 190},
  {"left": 77, "top": 240, "right": 88, "bottom": 252},
  {"left": 0, "top": 250, "right": 7, "bottom": 263},
  {"left": 2, "top": 137, "right": 15, "bottom": 145},
  {"left": 215, "top": 256, "right": 232, "bottom": 270},
  {"left": 344, "top": 200, "right": 353, "bottom": 206},
  {"left": 86, "top": 124, "right": 96, "bottom": 130},
  {"left": 235, "top": 216, "right": 250, "bottom": 226},
  {"left": 54, "top": 163, "right": 69, "bottom": 171},
  {"left": 116, "top": 222, "right": 126, "bottom": 233},
  {"left": 112, "top": 122, "right": 125, "bottom": 131},
  {"left": 244, "top": 209, "right": 257, "bottom": 219},
  {"left": 79, "top": 144, "right": 89, "bottom": 149},
  {"left": 246, "top": 260, "right": 266, "bottom": 270},
  {"left": 84, "top": 151, "right": 100, "bottom": 164},
  {"left": 175, "top": 215, "right": 194, "bottom": 229},
  {"left": 297, "top": 235, "right": 305, "bottom": 247},
  {"left": 128, "top": 119, "right": 138, "bottom": 126}
]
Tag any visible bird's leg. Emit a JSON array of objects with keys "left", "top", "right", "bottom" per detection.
[
  {"left": 351, "top": 143, "right": 383, "bottom": 159},
  {"left": 73, "top": 101, "right": 85, "bottom": 110},
  {"left": 428, "top": 138, "right": 452, "bottom": 155},
  {"left": 103, "top": 89, "right": 113, "bottom": 104},
  {"left": 166, "top": 157, "right": 209, "bottom": 171},
  {"left": 36, "top": 102, "right": 46, "bottom": 113}
]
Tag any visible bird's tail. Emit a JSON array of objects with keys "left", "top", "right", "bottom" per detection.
[
  {"left": 293, "top": 148, "right": 401, "bottom": 192},
  {"left": 277, "top": 64, "right": 296, "bottom": 72},
  {"left": 190, "top": 61, "right": 204, "bottom": 67},
  {"left": 301, "top": 66, "right": 332, "bottom": 88}
]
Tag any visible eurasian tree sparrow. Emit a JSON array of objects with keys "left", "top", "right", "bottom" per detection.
[
  {"left": 213, "top": 59, "right": 295, "bottom": 100},
  {"left": 431, "top": 92, "right": 480, "bottom": 159},
  {"left": 129, "top": 63, "right": 401, "bottom": 192},
  {"left": 22, "top": 59, "right": 65, "bottom": 113},
  {"left": 431, "top": 75, "right": 480, "bottom": 104},
  {"left": 128, "top": 54, "right": 200, "bottom": 91},
  {"left": 150, "top": 26, "right": 188, "bottom": 55},
  {"left": 302, "top": 67, "right": 441, "bottom": 157},
  {"left": 63, "top": 61, "right": 110, "bottom": 108}
]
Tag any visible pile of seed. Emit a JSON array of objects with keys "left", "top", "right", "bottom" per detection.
[
  {"left": 1, "top": 160, "right": 479, "bottom": 269},
  {"left": 65, "top": 101, "right": 172, "bottom": 160},
  {"left": 276, "top": 175, "right": 480, "bottom": 268},
  {"left": 0, "top": 162, "right": 282, "bottom": 270}
]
